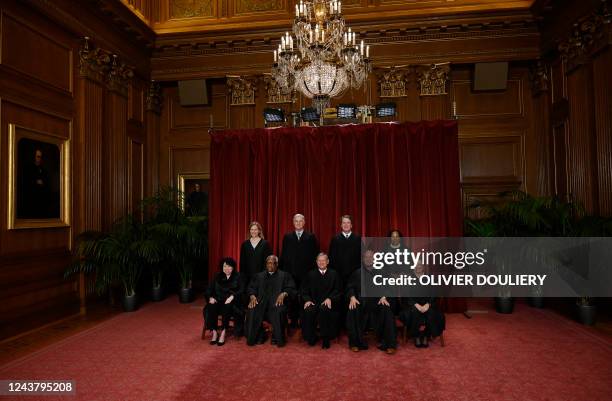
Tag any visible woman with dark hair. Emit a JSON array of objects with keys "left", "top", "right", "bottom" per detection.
[
  {"left": 386, "top": 229, "right": 404, "bottom": 251},
  {"left": 204, "top": 257, "right": 243, "bottom": 346},
  {"left": 239, "top": 221, "right": 273, "bottom": 287},
  {"left": 401, "top": 264, "right": 446, "bottom": 348}
]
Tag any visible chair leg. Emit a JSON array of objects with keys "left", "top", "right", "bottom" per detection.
[
  {"left": 201, "top": 325, "right": 206, "bottom": 340},
  {"left": 440, "top": 333, "right": 445, "bottom": 347}
]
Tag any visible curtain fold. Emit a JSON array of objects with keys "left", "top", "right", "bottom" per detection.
[{"left": 210, "top": 121, "right": 463, "bottom": 309}]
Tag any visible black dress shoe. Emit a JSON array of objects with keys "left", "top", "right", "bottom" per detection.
[
  {"left": 256, "top": 335, "right": 267, "bottom": 345},
  {"left": 358, "top": 344, "right": 369, "bottom": 351},
  {"left": 277, "top": 341, "right": 286, "bottom": 348},
  {"left": 308, "top": 339, "right": 317, "bottom": 346},
  {"left": 322, "top": 339, "right": 330, "bottom": 349},
  {"left": 210, "top": 339, "right": 217, "bottom": 345},
  {"left": 217, "top": 340, "right": 225, "bottom": 346}
]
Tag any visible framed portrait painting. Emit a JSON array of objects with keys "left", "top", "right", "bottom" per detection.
[
  {"left": 177, "top": 172, "right": 209, "bottom": 217},
  {"left": 7, "top": 124, "right": 70, "bottom": 229}
]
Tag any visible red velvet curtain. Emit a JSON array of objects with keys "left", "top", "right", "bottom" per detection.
[{"left": 209, "top": 121, "right": 463, "bottom": 308}]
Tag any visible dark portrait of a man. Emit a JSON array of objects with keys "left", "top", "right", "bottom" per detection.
[
  {"left": 16, "top": 138, "right": 61, "bottom": 219},
  {"left": 186, "top": 181, "right": 208, "bottom": 216}
]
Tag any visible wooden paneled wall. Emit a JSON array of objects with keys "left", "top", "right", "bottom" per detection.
[
  {"left": 0, "top": 0, "right": 158, "bottom": 341},
  {"left": 159, "top": 63, "right": 542, "bottom": 220},
  {"left": 544, "top": 0, "right": 611, "bottom": 215}
]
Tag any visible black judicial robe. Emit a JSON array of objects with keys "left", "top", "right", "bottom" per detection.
[
  {"left": 204, "top": 271, "right": 244, "bottom": 331},
  {"left": 400, "top": 274, "right": 445, "bottom": 338},
  {"left": 245, "top": 270, "right": 296, "bottom": 345},
  {"left": 345, "top": 268, "right": 397, "bottom": 349},
  {"left": 300, "top": 268, "right": 342, "bottom": 342},
  {"left": 239, "top": 239, "right": 272, "bottom": 286},
  {"left": 328, "top": 232, "right": 362, "bottom": 285},
  {"left": 280, "top": 231, "right": 319, "bottom": 285}
]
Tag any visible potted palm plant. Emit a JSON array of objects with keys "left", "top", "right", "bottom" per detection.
[
  {"left": 466, "top": 191, "right": 611, "bottom": 321},
  {"left": 146, "top": 187, "right": 206, "bottom": 304},
  {"left": 66, "top": 215, "right": 161, "bottom": 312}
]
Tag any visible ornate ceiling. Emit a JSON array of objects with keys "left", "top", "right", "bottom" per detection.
[{"left": 120, "top": 0, "right": 537, "bottom": 35}]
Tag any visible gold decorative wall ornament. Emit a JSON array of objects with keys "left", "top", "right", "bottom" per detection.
[
  {"left": 529, "top": 61, "right": 550, "bottom": 96},
  {"left": 107, "top": 55, "right": 135, "bottom": 96},
  {"left": 375, "top": 66, "right": 410, "bottom": 98},
  {"left": 227, "top": 76, "right": 257, "bottom": 105},
  {"left": 558, "top": 0, "right": 611, "bottom": 72},
  {"left": 79, "top": 37, "right": 111, "bottom": 83},
  {"left": 79, "top": 37, "right": 134, "bottom": 96},
  {"left": 264, "top": 75, "right": 294, "bottom": 103},
  {"left": 145, "top": 81, "right": 163, "bottom": 114},
  {"left": 417, "top": 63, "right": 450, "bottom": 96}
]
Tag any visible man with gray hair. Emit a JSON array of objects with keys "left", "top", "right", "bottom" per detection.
[
  {"left": 301, "top": 253, "right": 342, "bottom": 349},
  {"left": 245, "top": 255, "right": 296, "bottom": 347},
  {"left": 280, "top": 213, "right": 319, "bottom": 327}
]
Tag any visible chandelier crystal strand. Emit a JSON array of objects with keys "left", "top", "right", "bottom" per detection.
[{"left": 274, "top": 0, "right": 371, "bottom": 116}]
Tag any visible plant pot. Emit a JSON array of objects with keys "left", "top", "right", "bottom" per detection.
[
  {"left": 494, "top": 297, "right": 514, "bottom": 314},
  {"left": 577, "top": 304, "right": 596, "bottom": 325},
  {"left": 179, "top": 287, "right": 193, "bottom": 303},
  {"left": 151, "top": 286, "right": 164, "bottom": 302},
  {"left": 527, "top": 296, "right": 544, "bottom": 308},
  {"left": 122, "top": 293, "right": 138, "bottom": 312}
]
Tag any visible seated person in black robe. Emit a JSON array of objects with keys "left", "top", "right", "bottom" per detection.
[
  {"left": 400, "top": 263, "right": 446, "bottom": 348},
  {"left": 346, "top": 249, "right": 398, "bottom": 354},
  {"left": 204, "top": 257, "right": 244, "bottom": 346},
  {"left": 301, "top": 253, "right": 342, "bottom": 349},
  {"left": 245, "top": 255, "right": 296, "bottom": 347}
]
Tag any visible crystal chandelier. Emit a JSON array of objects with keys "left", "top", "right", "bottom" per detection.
[{"left": 272, "top": 0, "right": 371, "bottom": 115}]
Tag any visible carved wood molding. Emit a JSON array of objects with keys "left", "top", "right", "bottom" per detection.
[
  {"left": 529, "top": 60, "right": 550, "bottom": 96},
  {"left": 263, "top": 75, "right": 294, "bottom": 104},
  {"left": 79, "top": 37, "right": 111, "bottom": 83},
  {"left": 558, "top": 0, "right": 611, "bottom": 72},
  {"left": 145, "top": 81, "right": 163, "bottom": 114},
  {"left": 417, "top": 63, "right": 450, "bottom": 96},
  {"left": 154, "top": 20, "right": 538, "bottom": 54},
  {"left": 79, "top": 37, "right": 134, "bottom": 97},
  {"left": 227, "top": 75, "right": 258, "bottom": 105},
  {"left": 375, "top": 67, "right": 411, "bottom": 98}
]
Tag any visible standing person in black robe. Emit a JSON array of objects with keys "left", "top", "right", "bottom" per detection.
[
  {"left": 280, "top": 213, "right": 319, "bottom": 327},
  {"left": 346, "top": 249, "right": 398, "bottom": 354},
  {"left": 239, "top": 221, "right": 272, "bottom": 287},
  {"left": 204, "top": 257, "right": 243, "bottom": 346},
  {"left": 328, "top": 215, "right": 362, "bottom": 286},
  {"left": 387, "top": 229, "right": 408, "bottom": 315},
  {"left": 301, "top": 253, "right": 342, "bottom": 349},
  {"left": 400, "top": 263, "right": 446, "bottom": 348},
  {"left": 245, "top": 255, "right": 296, "bottom": 347}
]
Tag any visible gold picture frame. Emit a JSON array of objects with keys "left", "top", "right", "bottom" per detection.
[
  {"left": 177, "top": 172, "right": 209, "bottom": 213},
  {"left": 7, "top": 124, "right": 71, "bottom": 229}
]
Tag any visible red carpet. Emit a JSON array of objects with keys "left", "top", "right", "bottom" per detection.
[{"left": 1, "top": 298, "right": 610, "bottom": 401}]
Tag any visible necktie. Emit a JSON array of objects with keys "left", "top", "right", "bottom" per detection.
[{"left": 297, "top": 232, "right": 301, "bottom": 240}]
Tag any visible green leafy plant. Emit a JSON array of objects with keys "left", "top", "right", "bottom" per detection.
[
  {"left": 65, "top": 215, "right": 162, "bottom": 297},
  {"left": 465, "top": 190, "right": 612, "bottom": 305},
  {"left": 144, "top": 186, "right": 207, "bottom": 290}
]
